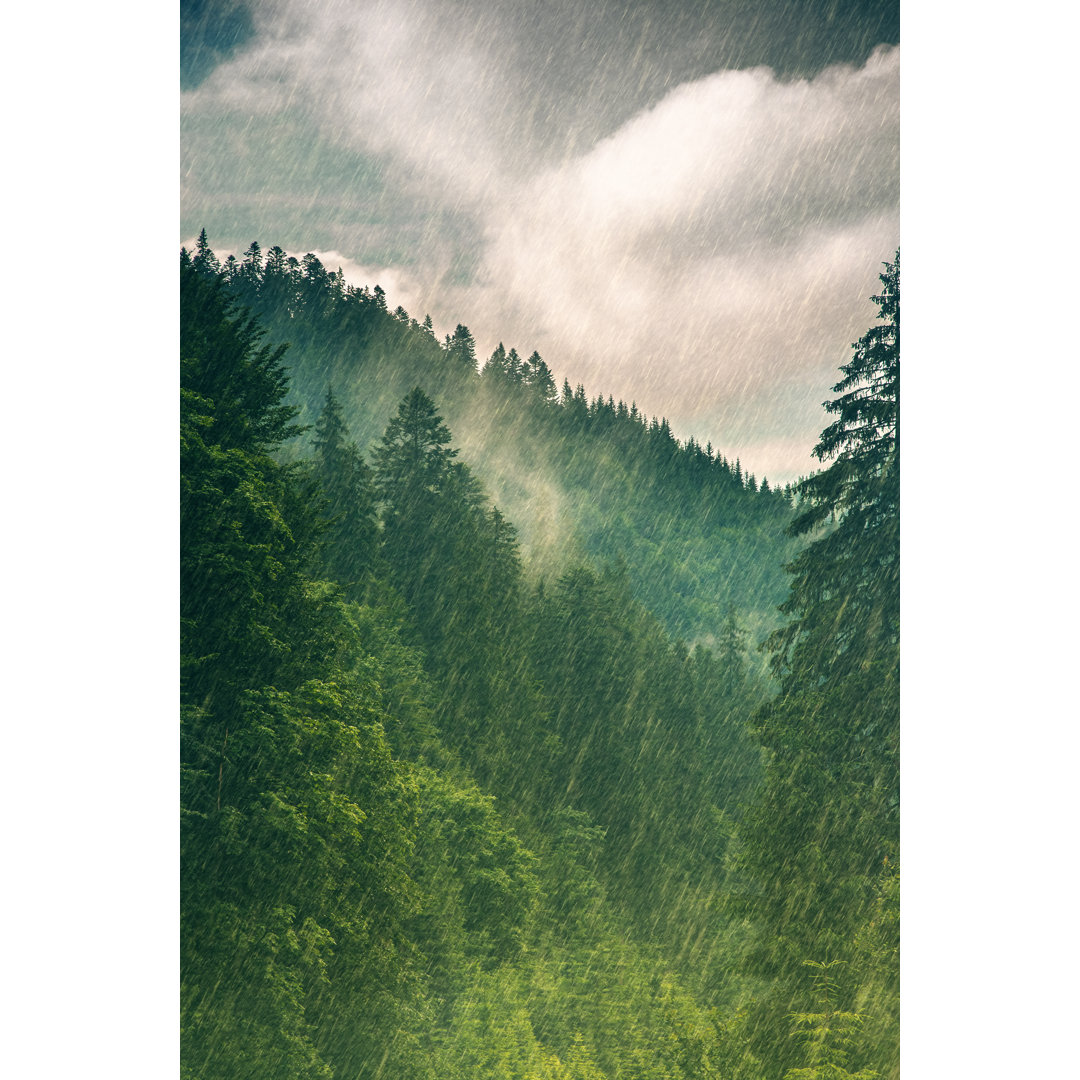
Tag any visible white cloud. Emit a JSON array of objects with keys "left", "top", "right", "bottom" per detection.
[
  {"left": 445, "top": 47, "right": 899, "bottom": 480},
  {"left": 181, "top": 0, "right": 898, "bottom": 483}
]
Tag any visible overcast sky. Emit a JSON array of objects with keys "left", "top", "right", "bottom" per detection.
[{"left": 181, "top": 0, "right": 898, "bottom": 484}]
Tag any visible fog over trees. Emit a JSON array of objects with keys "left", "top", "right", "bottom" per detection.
[{"left": 180, "top": 239, "right": 899, "bottom": 1079}]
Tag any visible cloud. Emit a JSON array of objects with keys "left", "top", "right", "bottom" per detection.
[
  {"left": 181, "top": 2, "right": 898, "bottom": 482},
  {"left": 180, "top": 0, "right": 257, "bottom": 90},
  {"left": 449, "top": 47, "right": 899, "bottom": 479}
]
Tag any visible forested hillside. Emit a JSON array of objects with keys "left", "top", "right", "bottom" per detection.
[
  {"left": 186, "top": 231, "right": 800, "bottom": 650},
  {"left": 180, "top": 242, "right": 899, "bottom": 1079}
]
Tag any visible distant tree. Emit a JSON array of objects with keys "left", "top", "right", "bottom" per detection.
[
  {"left": 192, "top": 227, "right": 221, "bottom": 276},
  {"left": 446, "top": 323, "right": 478, "bottom": 370},
  {"left": 520, "top": 352, "right": 557, "bottom": 403},
  {"left": 373, "top": 387, "right": 458, "bottom": 509},
  {"left": 372, "top": 387, "right": 472, "bottom": 644},
  {"left": 506, "top": 347, "right": 523, "bottom": 382},
  {"left": 484, "top": 342, "right": 510, "bottom": 380},
  {"left": 302, "top": 252, "right": 327, "bottom": 285},
  {"left": 239, "top": 240, "right": 262, "bottom": 290},
  {"left": 310, "top": 386, "right": 379, "bottom": 594}
]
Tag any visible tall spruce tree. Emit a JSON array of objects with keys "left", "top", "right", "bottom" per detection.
[
  {"left": 373, "top": 388, "right": 457, "bottom": 498},
  {"left": 735, "top": 252, "right": 899, "bottom": 1078},
  {"left": 180, "top": 258, "right": 309, "bottom": 710},
  {"left": 180, "top": 261, "right": 427, "bottom": 1080},
  {"left": 372, "top": 387, "right": 476, "bottom": 655},
  {"left": 446, "top": 323, "right": 478, "bottom": 370},
  {"left": 311, "top": 386, "right": 379, "bottom": 595}
]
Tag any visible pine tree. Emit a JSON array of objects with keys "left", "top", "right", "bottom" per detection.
[
  {"left": 372, "top": 387, "right": 469, "bottom": 646},
  {"left": 180, "top": 259, "right": 309, "bottom": 713},
  {"left": 192, "top": 227, "right": 221, "bottom": 276},
  {"left": 181, "top": 265, "right": 425, "bottom": 1080},
  {"left": 373, "top": 387, "right": 458, "bottom": 509},
  {"left": 310, "top": 386, "right": 378, "bottom": 595},
  {"left": 484, "top": 342, "right": 510, "bottom": 380},
  {"left": 506, "top": 347, "right": 523, "bottom": 382},
  {"left": 735, "top": 252, "right": 900, "bottom": 1077},
  {"left": 446, "top": 323, "right": 478, "bottom": 370},
  {"left": 239, "top": 240, "right": 262, "bottom": 289}
]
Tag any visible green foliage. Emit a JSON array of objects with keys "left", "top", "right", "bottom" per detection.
[
  {"left": 411, "top": 767, "right": 539, "bottom": 967},
  {"left": 733, "top": 254, "right": 900, "bottom": 1077},
  {"left": 180, "top": 237, "right": 897, "bottom": 1080},
  {"left": 181, "top": 261, "right": 429, "bottom": 1079},
  {"left": 309, "top": 386, "right": 379, "bottom": 595},
  {"left": 665, "top": 1004, "right": 764, "bottom": 1080},
  {"left": 201, "top": 230, "right": 796, "bottom": 642},
  {"left": 783, "top": 962, "right": 879, "bottom": 1080}
]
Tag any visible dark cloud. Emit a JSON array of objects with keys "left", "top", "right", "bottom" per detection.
[
  {"left": 180, "top": 0, "right": 898, "bottom": 482},
  {"left": 180, "top": 0, "right": 256, "bottom": 89},
  {"left": 469, "top": 0, "right": 898, "bottom": 155}
]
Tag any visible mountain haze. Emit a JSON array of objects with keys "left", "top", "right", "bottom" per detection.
[{"left": 190, "top": 232, "right": 801, "bottom": 650}]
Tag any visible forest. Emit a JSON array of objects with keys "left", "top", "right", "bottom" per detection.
[{"left": 180, "top": 235, "right": 899, "bottom": 1080}]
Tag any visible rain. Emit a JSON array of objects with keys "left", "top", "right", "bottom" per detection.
[
  {"left": 173, "top": 2, "right": 901, "bottom": 1078},
  {"left": 181, "top": 0, "right": 899, "bottom": 486}
]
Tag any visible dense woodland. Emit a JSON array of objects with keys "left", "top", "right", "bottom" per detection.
[{"left": 180, "top": 236, "right": 899, "bottom": 1079}]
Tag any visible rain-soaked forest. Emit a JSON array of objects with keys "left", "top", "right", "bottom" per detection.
[{"left": 180, "top": 235, "right": 899, "bottom": 1079}]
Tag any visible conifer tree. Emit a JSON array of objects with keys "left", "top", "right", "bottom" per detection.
[
  {"left": 373, "top": 387, "right": 458, "bottom": 509},
  {"left": 372, "top": 387, "right": 473, "bottom": 650},
  {"left": 239, "top": 240, "right": 263, "bottom": 291},
  {"left": 192, "top": 227, "right": 221, "bottom": 276},
  {"left": 311, "top": 386, "right": 379, "bottom": 594},
  {"left": 485, "top": 342, "right": 510, "bottom": 380},
  {"left": 447, "top": 324, "right": 478, "bottom": 370},
  {"left": 735, "top": 252, "right": 900, "bottom": 1076},
  {"left": 181, "top": 264, "right": 425, "bottom": 1080}
]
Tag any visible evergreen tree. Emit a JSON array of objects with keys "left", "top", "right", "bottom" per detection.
[
  {"left": 373, "top": 387, "right": 459, "bottom": 512},
  {"left": 372, "top": 387, "right": 478, "bottom": 655},
  {"left": 446, "top": 323, "right": 478, "bottom": 370},
  {"left": 192, "top": 227, "right": 221, "bottom": 276},
  {"left": 180, "top": 258, "right": 309, "bottom": 710},
  {"left": 485, "top": 342, "right": 510, "bottom": 380},
  {"left": 311, "top": 386, "right": 379, "bottom": 595},
  {"left": 506, "top": 347, "right": 523, "bottom": 382},
  {"left": 180, "top": 262, "right": 427, "bottom": 1080},
  {"left": 180, "top": 232, "right": 817, "bottom": 1079},
  {"left": 735, "top": 252, "right": 900, "bottom": 1077},
  {"left": 239, "top": 240, "right": 263, "bottom": 291}
]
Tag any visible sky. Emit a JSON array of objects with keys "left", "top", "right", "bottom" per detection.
[{"left": 181, "top": 0, "right": 899, "bottom": 484}]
